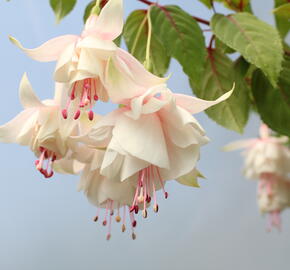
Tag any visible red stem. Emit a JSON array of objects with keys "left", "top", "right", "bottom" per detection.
[{"left": 137, "top": 0, "right": 210, "bottom": 25}]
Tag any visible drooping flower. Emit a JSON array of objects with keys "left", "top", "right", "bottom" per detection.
[
  {"left": 0, "top": 74, "right": 78, "bottom": 178},
  {"left": 76, "top": 84, "right": 233, "bottom": 220},
  {"left": 223, "top": 124, "right": 290, "bottom": 180},
  {"left": 224, "top": 124, "right": 290, "bottom": 230},
  {"left": 257, "top": 175, "right": 290, "bottom": 231},
  {"left": 9, "top": 0, "right": 165, "bottom": 120}
]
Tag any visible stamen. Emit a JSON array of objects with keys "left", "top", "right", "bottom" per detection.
[
  {"left": 93, "top": 208, "right": 100, "bottom": 222},
  {"left": 74, "top": 109, "right": 81, "bottom": 120},
  {"left": 102, "top": 200, "right": 109, "bottom": 226},
  {"left": 150, "top": 166, "right": 158, "bottom": 213},
  {"left": 62, "top": 78, "right": 100, "bottom": 121},
  {"left": 62, "top": 109, "right": 68, "bottom": 119},
  {"left": 156, "top": 167, "right": 168, "bottom": 199},
  {"left": 106, "top": 200, "right": 113, "bottom": 240},
  {"left": 115, "top": 204, "right": 121, "bottom": 222},
  {"left": 121, "top": 206, "right": 126, "bottom": 232}
]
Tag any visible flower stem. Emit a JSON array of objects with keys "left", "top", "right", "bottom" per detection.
[{"left": 144, "top": 7, "right": 153, "bottom": 70}]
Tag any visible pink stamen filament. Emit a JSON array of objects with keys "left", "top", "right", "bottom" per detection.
[{"left": 62, "top": 78, "right": 99, "bottom": 121}]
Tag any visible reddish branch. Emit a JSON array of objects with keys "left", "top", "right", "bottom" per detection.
[{"left": 137, "top": 0, "right": 210, "bottom": 26}]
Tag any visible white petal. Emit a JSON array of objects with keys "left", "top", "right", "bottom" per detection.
[
  {"left": 19, "top": 73, "right": 43, "bottom": 109},
  {"left": 174, "top": 86, "right": 234, "bottom": 114},
  {"left": 90, "top": 0, "right": 124, "bottom": 41},
  {"left": 9, "top": 35, "right": 79, "bottom": 62},
  {"left": 54, "top": 158, "right": 84, "bottom": 175},
  {"left": 115, "top": 49, "right": 166, "bottom": 88},
  {"left": 112, "top": 114, "right": 170, "bottom": 169},
  {"left": 0, "top": 109, "right": 35, "bottom": 143},
  {"left": 160, "top": 142, "right": 200, "bottom": 181},
  {"left": 223, "top": 139, "right": 257, "bottom": 152},
  {"left": 54, "top": 42, "right": 77, "bottom": 82}
]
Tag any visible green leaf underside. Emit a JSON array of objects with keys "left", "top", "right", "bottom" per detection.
[
  {"left": 150, "top": 5, "right": 206, "bottom": 87},
  {"left": 50, "top": 0, "right": 77, "bottom": 23},
  {"left": 274, "top": 0, "right": 290, "bottom": 39},
  {"left": 191, "top": 50, "right": 250, "bottom": 133},
  {"left": 124, "top": 9, "right": 170, "bottom": 77},
  {"left": 274, "top": 3, "right": 290, "bottom": 19},
  {"left": 211, "top": 13, "right": 283, "bottom": 87},
  {"left": 252, "top": 56, "right": 290, "bottom": 137}
]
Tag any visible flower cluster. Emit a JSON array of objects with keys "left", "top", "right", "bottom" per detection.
[
  {"left": 1, "top": 0, "right": 232, "bottom": 239},
  {"left": 224, "top": 124, "right": 290, "bottom": 231}
]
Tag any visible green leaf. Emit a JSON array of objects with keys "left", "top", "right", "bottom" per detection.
[
  {"left": 49, "top": 0, "right": 77, "bottom": 23},
  {"left": 274, "top": 0, "right": 290, "bottom": 39},
  {"left": 215, "top": 38, "right": 236, "bottom": 54},
  {"left": 83, "top": 1, "right": 95, "bottom": 23},
  {"left": 273, "top": 3, "right": 290, "bottom": 18},
  {"left": 191, "top": 50, "right": 250, "bottom": 133},
  {"left": 211, "top": 13, "right": 283, "bottom": 87},
  {"left": 198, "top": 0, "right": 252, "bottom": 12},
  {"left": 252, "top": 56, "right": 290, "bottom": 137},
  {"left": 124, "top": 9, "right": 170, "bottom": 77},
  {"left": 150, "top": 5, "right": 206, "bottom": 86}
]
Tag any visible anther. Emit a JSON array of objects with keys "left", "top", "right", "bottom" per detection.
[
  {"left": 74, "top": 110, "right": 81, "bottom": 120},
  {"left": 146, "top": 196, "right": 151, "bottom": 203},
  {"left": 132, "top": 233, "right": 136, "bottom": 240},
  {"left": 153, "top": 204, "right": 159, "bottom": 213},
  {"left": 102, "top": 220, "right": 107, "bottom": 226},
  {"left": 134, "top": 205, "right": 139, "bottom": 214},
  {"left": 62, "top": 109, "right": 68, "bottom": 119},
  {"left": 115, "top": 216, "right": 121, "bottom": 223},
  {"left": 93, "top": 216, "right": 98, "bottom": 222},
  {"left": 142, "top": 209, "right": 148, "bottom": 218},
  {"left": 88, "top": 110, "right": 94, "bottom": 121},
  {"left": 165, "top": 192, "right": 169, "bottom": 199},
  {"left": 106, "top": 234, "right": 111, "bottom": 241},
  {"left": 132, "top": 220, "right": 137, "bottom": 228},
  {"left": 121, "top": 224, "right": 126, "bottom": 233},
  {"left": 94, "top": 95, "right": 99, "bottom": 101}
]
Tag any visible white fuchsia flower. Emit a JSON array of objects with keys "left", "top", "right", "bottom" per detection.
[
  {"left": 0, "top": 74, "right": 78, "bottom": 178},
  {"left": 76, "top": 148, "right": 139, "bottom": 240},
  {"left": 257, "top": 175, "right": 290, "bottom": 231},
  {"left": 76, "top": 84, "right": 233, "bottom": 221},
  {"left": 9, "top": 0, "right": 165, "bottom": 120},
  {"left": 224, "top": 124, "right": 290, "bottom": 180}
]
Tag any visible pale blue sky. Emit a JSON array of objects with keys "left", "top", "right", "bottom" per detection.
[{"left": 0, "top": 1, "right": 289, "bottom": 270}]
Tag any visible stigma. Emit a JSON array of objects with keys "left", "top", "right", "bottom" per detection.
[{"left": 35, "top": 147, "right": 57, "bottom": 178}]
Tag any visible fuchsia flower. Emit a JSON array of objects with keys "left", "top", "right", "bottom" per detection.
[
  {"left": 0, "top": 74, "right": 78, "bottom": 178},
  {"left": 73, "top": 84, "right": 233, "bottom": 238},
  {"left": 224, "top": 124, "right": 290, "bottom": 230},
  {"left": 224, "top": 124, "right": 290, "bottom": 180},
  {"left": 9, "top": 0, "right": 165, "bottom": 120}
]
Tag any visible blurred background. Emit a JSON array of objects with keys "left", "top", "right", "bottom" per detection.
[{"left": 0, "top": 0, "right": 289, "bottom": 269}]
